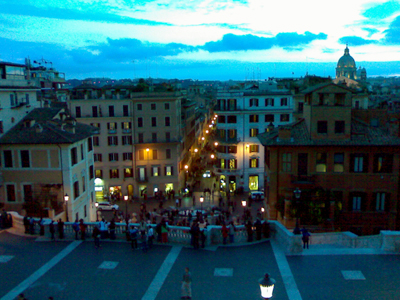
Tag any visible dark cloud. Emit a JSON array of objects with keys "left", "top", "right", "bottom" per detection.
[
  {"left": 362, "top": 1, "right": 400, "bottom": 19},
  {"left": 202, "top": 32, "right": 327, "bottom": 52},
  {"left": 384, "top": 15, "right": 400, "bottom": 44},
  {"left": 338, "top": 36, "right": 378, "bottom": 46},
  {"left": 0, "top": 2, "right": 172, "bottom": 26}
]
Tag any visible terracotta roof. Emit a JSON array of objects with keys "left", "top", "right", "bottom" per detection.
[
  {"left": 257, "top": 118, "right": 400, "bottom": 147},
  {"left": 0, "top": 108, "right": 97, "bottom": 145}
]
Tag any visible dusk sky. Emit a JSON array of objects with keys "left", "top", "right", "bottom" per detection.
[{"left": 1, "top": 0, "right": 400, "bottom": 80}]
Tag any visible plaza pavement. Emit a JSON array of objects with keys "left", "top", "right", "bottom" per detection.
[{"left": 1, "top": 229, "right": 400, "bottom": 300}]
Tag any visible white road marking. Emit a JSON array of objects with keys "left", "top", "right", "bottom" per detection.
[
  {"left": 141, "top": 246, "right": 182, "bottom": 300},
  {"left": 0, "top": 240, "right": 82, "bottom": 300}
]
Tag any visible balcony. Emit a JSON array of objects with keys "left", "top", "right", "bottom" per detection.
[
  {"left": 290, "top": 175, "right": 316, "bottom": 184},
  {"left": 214, "top": 136, "right": 241, "bottom": 144},
  {"left": 122, "top": 129, "right": 132, "bottom": 134},
  {"left": 213, "top": 166, "right": 240, "bottom": 175},
  {"left": 136, "top": 176, "right": 148, "bottom": 183},
  {"left": 216, "top": 152, "right": 236, "bottom": 160}
]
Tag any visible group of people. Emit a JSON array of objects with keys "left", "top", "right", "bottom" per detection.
[
  {"left": 0, "top": 209, "right": 12, "bottom": 229},
  {"left": 293, "top": 226, "right": 311, "bottom": 249}
]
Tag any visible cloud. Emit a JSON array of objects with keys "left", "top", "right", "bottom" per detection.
[
  {"left": 338, "top": 36, "right": 378, "bottom": 46},
  {"left": 362, "top": 1, "right": 400, "bottom": 19},
  {"left": 384, "top": 15, "right": 400, "bottom": 44},
  {"left": 0, "top": 2, "right": 172, "bottom": 26},
  {"left": 362, "top": 27, "right": 380, "bottom": 37},
  {"left": 202, "top": 32, "right": 327, "bottom": 53}
]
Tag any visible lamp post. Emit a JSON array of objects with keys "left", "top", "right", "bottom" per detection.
[
  {"left": 95, "top": 202, "right": 99, "bottom": 221},
  {"left": 293, "top": 187, "right": 301, "bottom": 227},
  {"left": 259, "top": 273, "right": 275, "bottom": 299},
  {"left": 261, "top": 207, "right": 265, "bottom": 220},
  {"left": 200, "top": 195, "right": 204, "bottom": 211},
  {"left": 124, "top": 195, "right": 128, "bottom": 221},
  {"left": 64, "top": 194, "right": 69, "bottom": 222}
]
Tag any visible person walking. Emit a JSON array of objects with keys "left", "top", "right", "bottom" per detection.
[
  {"left": 49, "top": 221, "right": 56, "bottom": 241},
  {"left": 99, "top": 218, "right": 108, "bottom": 239},
  {"left": 221, "top": 223, "right": 228, "bottom": 245},
  {"left": 228, "top": 221, "right": 236, "bottom": 244},
  {"left": 140, "top": 231, "right": 148, "bottom": 253},
  {"left": 57, "top": 219, "right": 64, "bottom": 239},
  {"left": 161, "top": 219, "right": 169, "bottom": 243},
  {"left": 181, "top": 267, "right": 192, "bottom": 299},
  {"left": 23, "top": 216, "right": 29, "bottom": 234},
  {"left": 109, "top": 219, "right": 116, "bottom": 240},
  {"left": 301, "top": 227, "right": 311, "bottom": 249},
  {"left": 130, "top": 225, "right": 138, "bottom": 249},
  {"left": 79, "top": 219, "right": 87, "bottom": 240},
  {"left": 72, "top": 219, "right": 80, "bottom": 240},
  {"left": 29, "top": 217, "right": 35, "bottom": 235},
  {"left": 147, "top": 225, "right": 154, "bottom": 249},
  {"left": 92, "top": 226, "right": 101, "bottom": 248},
  {"left": 39, "top": 218, "right": 45, "bottom": 236}
]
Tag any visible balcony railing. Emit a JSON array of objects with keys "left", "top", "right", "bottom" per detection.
[
  {"left": 213, "top": 166, "right": 240, "bottom": 175},
  {"left": 290, "top": 175, "right": 316, "bottom": 184},
  {"left": 214, "top": 136, "right": 241, "bottom": 144},
  {"left": 136, "top": 177, "right": 148, "bottom": 183}
]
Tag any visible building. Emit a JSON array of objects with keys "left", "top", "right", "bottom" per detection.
[
  {"left": 258, "top": 83, "right": 400, "bottom": 235},
  {"left": 0, "top": 107, "right": 96, "bottom": 221},
  {"left": 214, "top": 88, "right": 293, "bottom": 194},
  {"left": 67, "top": 85, "right": 200, "bottom": 201}
]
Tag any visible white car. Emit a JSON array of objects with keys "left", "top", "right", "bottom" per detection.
[
  {"left": 96, "top": 202, "right": 119, "bottom": 211},
  {"left": 203, "top": 170, "right": 211, "bottom": 178}
]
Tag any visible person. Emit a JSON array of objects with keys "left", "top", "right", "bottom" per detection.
[
  {"left": 39, "top": 218, "right": 45, "bottom": 236},
  {"left": 140, "top": 230, "right": 148, "bottom": 253},
  {"left": 293, "top": 226, "right": 301, "bottom": 235},
  {"left": 301, "top": 227, "right": 311, "bottom": 249},
  {"left": 161, "top": 219, "right": 169, "bottom": 243},
  {"left": 57, "top": 219, "right": 64, "bottom": 239},
  {"left": 221, "top": 223, "right": 228, "bottom": 245},
  {"left": 23, "top": 216, "right": 29, "bottom": 234},
  {"left": 99, "top": 218, "right": 108, "bottom": 239},
  {"left": 228, "top": 221, "right": 236, "bottom": 244},
  {"left": 29, "top": 217, "right": 35, "bottom": 235},
  {"left": 79, "top": 219, "right": 87, "bottom": 240},
  {"left": 147, "top": 225, "right": 154, "bottom": 249},
  {"left": 130, "top": 225, "right": 138, "bottom": 249},
  {"left": 72, "top": 219, "right": 80, "bottom": 240},
  {"left": 139, "top": 219, "right": 147, "bottom": 236},
  {"left": 255, "top": 218, "right": 262, "bottom": 240},
  {"left": 92, "top": 226, "right": 101, "bottom": 248},
  {"left": 200, "top": 225, "right": 207, "bottom": 248},
  {"left": 181, "top": 267, "right": 192, "bottom": 299},
  {"left": 49, "top": 221, "right": 56, "bottom": 241},
  {"left": 176, "top": 198, "right": 179, "bottom": 208},
  {"left": 246, "top": 220, "right": 253, "bottom": 242},
  {"left": 191, "top": 222, "right": 200, "bottom": 249},
  {"left": 109, "top": 219, "right": 116, "bottom": 240}
]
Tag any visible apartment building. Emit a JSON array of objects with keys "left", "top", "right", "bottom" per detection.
[
  {"left": 214, "top": 89, "right": 293, "bottom": 193},
  {"left": 0, "top": 108, "right": 96, "bottom": 221},
  {"left": 68, "top": 85, "right": 190, "bottom": 200},
  {"left": 258, "top": 83, "right": 400, "bottom": 235}
]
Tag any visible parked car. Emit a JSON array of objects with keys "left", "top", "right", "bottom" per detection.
[
  {"left": 96, "top": 202, "right": 119, "bottom": 211},
  {"left": 249, "top": 191, "right": 265, "bottom": 201},
  {"left": 203, "top": 170, "right": 211, "bottom": 178}
]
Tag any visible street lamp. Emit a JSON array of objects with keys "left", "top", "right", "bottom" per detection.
[
  {"left": 293, "top": 187, "right": 301, "bottom": 227},
  {"left": 200, "top": 195, "right": 204, "bottom": 211},
  {"left": 259, "top": 273, "right": 275, "bottom": 299},
  {"left": 95, "top": 202, "right": 99, "bottom": 221},
  {"left": 214, "top": 142, "right": 218, "bottom": 147},
  {"left": 211, "top": 154, "right": 215, "bottom": 159},
  {"left": 64, "top": 194, "right": 69, "bottom": 222},
  {"left": 242, "top": 199, "right": 247, "bottom": 207},
  {"left": 194, "top": 148, "right": 198, "bottom": 153},
  {"left": 124, "top": 195, "right": 128, "bottom": 221},
  {"left": 206, "top": 130, "right": 209, "bottom": 134}
]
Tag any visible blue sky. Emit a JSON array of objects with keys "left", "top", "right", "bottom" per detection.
[{"left": 1, "top": 0, "right": 400, "bottom": 80}]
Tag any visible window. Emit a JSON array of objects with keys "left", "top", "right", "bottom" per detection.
[
  {"left": 23, "top": 185, "right": 33, "bottom": 202},
  {"left": 110, "top": 169, "right": 119, "bottom": 178},
  {"left": 138, "top": 150, "right": 145, "bottom": 160},
  {"left": 138, "top": 118, "right": 143, "bottom": 128},
  {"left": 95, "top": 169, "right": 103, "bottom": 179},
  {"left": 350, "top": 154, "right": 368, "bottom": 173},
  {"left": 249, "top": 128, "right": 259, "bottom": 137},
  {"left": 89, "top": 165, "right": 94, "bottom": 179},
  {"left": 227, "top": 115, "right": 237, "bottom": 123},
  {"left": 165, "top": 103, "right": 170, "bottom": 110},
  {"left": 219, "top": 159, "right": 225, "bottom": 169},
  {"left": 335, "top": 121, "right": 345, "bottom": 134},
  {"left": 107, "top": 122, "right": 117, "bottom": 133},
  {"left": 228, "top": 129, "right": 237, "bottom": 139},
  {"left": 298, "top": 102, "right": 304, "bottom": 113},
  {"left": 75, "top": 106, "right": 81, "bottom": 118},
  {"left": 81, "top": 144, "right": 84, "bottom": 160},
  {"left": 249, "top": 145, "right": 259, "bottom": 153},
  {"left": 165, "top": 117, "right": 170, "bottom": 127},
  {"left": 20, "top": 150, "right": 30, "bottom": 168},
  {"left": 71, "top": 147, "right": 78, "bottom": 166},
  {"left": 137, "top": 103, "right": 142, "bottom": 110},
  {"left": 316, "top": 153, "right": 327, "bottom": 173},
  {"left": 350, "top": 192, "right": 366, "bottom": 211},
  {"left": 166, "top": 132, "right": 171, "bottom": 142},
  {"left": 108, "top": 136, "right": 118, "bottom": 146},
  {"left": 108, "top": 153, "right": 119, "bottom": 161},
  {"left": 228, "top": 146, "right": 237, "bottom": 153},
  {"left": 334, "top": 153, "right": 344, "bottom": 172},
  {"left": 166, "top": 149, "right": 171, "bottom": 159},
  {"left": 265, "top": 98, "right": 274, "bottom": 106},
  {"left": 228, "top": 159, "right": 237, "bottom": 169},
  {"left": 73, "top": 181, "right": 80, "bottom": 199},
  {"left": 123, "top": 105, "right": 129, "bottom": 116},
  {"left": 282, "top": 153, "right": 292, "bottom": 172},
  {"left": 165, "top": 166, "right": 173, "bottom": 176},
  {"left": 265, "top": 114, "right": 274, "bottom": 122},
  {"left": 122, "top": 136, "right": 133, "bottom": 145},
  {"left": 94, "top": 154, "right": 102, "bottom": 162},
  {"left": 280, "top": 98, "right": 288, "bottom": 106},
  {"left": 25, "top": 94, "right": 29, "bottom": 104},
  {"left": 152, "top": 166, "right": 160, "bottom": 176},
  {"left": 122, "top": 122, "right": 132, "bottom": 132},
  {"left": 123, "top": 153, "right": 133, "bottom": 161},
  {"left": 227, "top": 98, "right": 237, "bottom": 110},
  {"left": 90, "top": 123, "right": 100, "bottom": 129},
  {"left": 109, "top": 105, "right": 115, "bottom": 117},
  {"left": 352, "top": 196, "right": 361, "bottom": 211},
  {"left": 93, "top": 135, "right": 99, "bottom": 146},
  {"left": 375, "top": 192, "right": 390, "bottom": 212},
  {"left": 0, "top": 121, "right": 3, "bottom": 134},
  {"left": 151, "top": 117, "right": 157, "bottom": 127},
  {"left": 152, "top": 133, "right": 157, "bottom": 143},
  {"left": 82, "top": 176, "right": 86, "bottom": 192},
  {"left": 138, "top": 133, "right": 144, "bottom": 143},
  {"left": 4, "top": 150, "right": 12, "bottom": 167},
  {"left": 92, "top": 106, "right": 98, "bottom": 117},
  {"left": 151, "top": 103, "right": 156, "bottom": 110},
  {"left": 373, "top": 154, "right": 393, "bottom": 173},
  {"left": 249, "top": 115, "right": 259, "bottom": 123},
  {"left": 218, "top": 116, "right": 226, "bottom": 123},
  {"left": 334, "top": 93, "right": 345, "bottom": 106},
  {"left": 317, "top": 121, "right": 327, "bottom": 134},
  {"left": 138, "top": 167, "right": 146, "bottom": 181},
  {"left": 88, "top": 137, "right": 93, "bottom": 152},
  {"left": 280, "top": 114, "right": 289, "bottom": 122},
  {"left": 153, "top": 149, "right": 158, "bottom": 159},
  {"left": 10, "top": 94, "right": 15, "bottom": 107},
  {"left": 250, "top": 158, "right": 259, "bottom": 168},
  {"left": 250, "top": 98, "right": 259, "bottom": 107},
  {"left": 6, "top": 185, "right": 15, "bottom": 202},
  {"left": 124, "top": 168, "right": 133, "bottom": 178}
]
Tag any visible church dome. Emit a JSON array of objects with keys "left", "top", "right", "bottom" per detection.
[{"left": 337, "top": 46, "right": 356, "bottom": 68}]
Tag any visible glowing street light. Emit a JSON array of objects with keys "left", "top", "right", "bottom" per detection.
[
  {"left": 64, "top": 194, "right": 69, "bottom": 222},
  {"left": 259, "top": 273, "right": 275, "bottom": 299}
]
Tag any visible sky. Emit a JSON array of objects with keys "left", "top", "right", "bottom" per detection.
[{"left": 1, "top": 0, "right": 400, "bottom": 80}]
